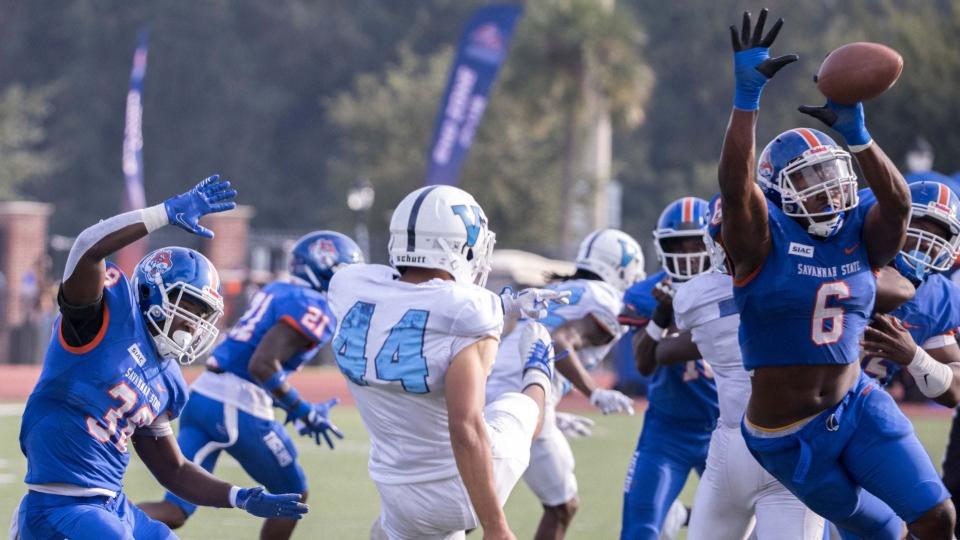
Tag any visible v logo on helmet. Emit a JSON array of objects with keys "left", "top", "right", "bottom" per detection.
[
  {"left": 618, "top": 239, "right": 638, "bottom": 268},
  {"left": 451, "top": 205, "right": 484, "bottom": 247}
]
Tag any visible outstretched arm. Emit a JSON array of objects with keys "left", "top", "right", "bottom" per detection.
[
  {"left": 249, "top": 322, "right": 343, "bottom": 448},
  {"left": 553, "top": 316, "right": 634, "bottom": 415},
  {"left": 62, "top": 175, "right": 236, "bottom": 307},
  {"left": 862, "top": 314, "right": 960, "bottom": 407},
  {"left": 798, "top": 102, "right": 909, "bottom": 268},
  {"left": 719, "top": 10, "right": 797, "bottom": 281},
  {"left": 132, "top": 431, "right": 308, "bottom": 520}
]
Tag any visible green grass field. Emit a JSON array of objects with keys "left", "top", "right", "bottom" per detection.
[{"left": 0, "top": 407, "right": 951, "bottom": 539}]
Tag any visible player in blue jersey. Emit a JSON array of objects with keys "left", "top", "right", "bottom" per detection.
[
  {"left": 138, "top": 231, "right": 362, "bottom": 539},
  {"left": 859, "top": 182, "right": 960, "bottom": 407},
  {"left": 618, "top": 197, "right": 720, "bottom": 540},
  {"left": 14, "top": 176, "right": 308, "bottom": 540},
  {"left": 719, "top": 9, "right": 952, "bottom": 538}
]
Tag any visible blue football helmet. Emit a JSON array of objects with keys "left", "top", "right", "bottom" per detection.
[
  {"left": 653, "top": 197, "right": 712, "bottom": 281},
  {"left": 289, "top": 231, "right": 364, "bottom": 292},
  {"left": 757, "top": 128, "right": 858, "bottom": 238},
  {"left": 133, "top": 247, "right": 224, "bottom": 365},
  {"left": 894, "top": 181, "right": 960, "bottom": 282}
]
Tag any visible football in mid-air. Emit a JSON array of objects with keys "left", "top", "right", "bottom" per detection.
[{"left": 815, "top": 42, "right": 903, "bottom": 104}]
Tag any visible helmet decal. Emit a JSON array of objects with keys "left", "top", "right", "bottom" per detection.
[
  {"left": 619, "top": 238, "right": 638, "bottom": 268},
  {"left": 451, "top": 204, "right": 484, "bottom": 247},
  {"left": 142, "top": 249, "right": 173, "bottom": 279}
]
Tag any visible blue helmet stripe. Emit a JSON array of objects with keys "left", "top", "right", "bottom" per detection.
[{"left": 407, "top": 186, "right": 440, "bottom": 252}]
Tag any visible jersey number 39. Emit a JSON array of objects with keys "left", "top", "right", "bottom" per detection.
[{"left": 333, "top": 302, "right": 430, "bottom": 394}]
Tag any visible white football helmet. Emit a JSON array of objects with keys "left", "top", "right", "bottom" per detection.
[
  {"left": 575, "top": 229, "right": 645, "bottom": 292},
  {"left": 388, "top": 185, "right": 495, "bottom": 287}
]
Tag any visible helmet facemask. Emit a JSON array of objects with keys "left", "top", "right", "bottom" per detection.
[
  {"left": 896, "top": 211, "right": 960, "bottom": 282},
  {"left": 433, "top": 227, "right": 496, "bottom": 288},
  {"left": 777, "top": 148, "right": 859, "bottom": 238},
  {"left": 654, "top": 232, "right": 711, "bottom": 282},
  {"left": 145, "top": 280, "right": 223, "bottom": 365}
]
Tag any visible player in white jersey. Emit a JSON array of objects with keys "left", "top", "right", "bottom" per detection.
[
  {"left": 486, "top": 229, "right": 643, "bottom": 540},
  {"left": 668, "top": 199, "right": 823, "bottom": 539},
  {"left": 328, "top": 185, "right": 564, "bottom": 540}
]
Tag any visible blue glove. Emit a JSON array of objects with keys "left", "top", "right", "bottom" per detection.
[
  {"left": 798, "top": 100, "right": 872, "bottom": 147},
  {"left": 729, "top": 9, "right": 798, "bottom": 110},
  {"left": 164, "top": 174, "right": 238, "bottom": 238},
  {"left": 234, "top": 487, "right": 308, "bottom": 520},
  {"left": 286, "top": 397, "right": 344, "bottom": 449}
]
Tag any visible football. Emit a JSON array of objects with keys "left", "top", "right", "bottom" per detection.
[{"left": 815, "top": 42, "right": 904, "bottom": 104}]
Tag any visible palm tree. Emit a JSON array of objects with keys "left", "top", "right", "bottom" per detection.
[{"left": 506, "top": 0, "right": 654, "bottom": 256}]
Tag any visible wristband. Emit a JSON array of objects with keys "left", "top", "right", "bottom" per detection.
[
  {"left": 645, "top": 321, "right": 664, "bottom": 342},
  {"left": 262, "top": 371, "right": 288, "bottom": 393},
  {"left": 141, "top": 204, "right": 169, "bottom": 233},
  {"left": 651, "top": 305, "right": 672, "bottom": 328},
  {"left": 848, "top": 140, "right": 874, "bottom": 153},
  {"left": 906, "top": 347, "right": 954, "bottom": 398},
  {"left": 228, "top": 485, "right": 241, "bottom": 508}
]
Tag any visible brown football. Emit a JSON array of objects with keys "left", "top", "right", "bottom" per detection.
[{"left": 816, "top": 42, "right": 903, "bottom": 104}]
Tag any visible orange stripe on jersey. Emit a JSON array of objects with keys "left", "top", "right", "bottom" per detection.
[
  {"left": 280, "top": 315, "right": 320, "bottom": 346},
  {"left": 58, "top": 302, "right": 111, "bottom": 355},
  {"left": 794, "top": 128, "right": 821, "bottom": 149},
  {"left": 682, "top": 197, "right": 693, "bottom": 223}
]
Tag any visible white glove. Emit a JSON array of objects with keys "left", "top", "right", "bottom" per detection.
[
  {"left": 500, "top": 287, "right": 572, "bottom": 320},
  {"left": 556, "top": 411, "right": 595, "bottom": 438},
  {"left": 589, "top": 388, "right": 635, "bottom": 415}
]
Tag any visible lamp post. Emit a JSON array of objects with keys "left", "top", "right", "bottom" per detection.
[{"left": 347, "top": 177, "right": 375, "bottom": 261}]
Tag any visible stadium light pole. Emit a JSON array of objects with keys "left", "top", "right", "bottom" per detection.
[{"left": 347, "top": 177, "right": 375, "bottom": 261}]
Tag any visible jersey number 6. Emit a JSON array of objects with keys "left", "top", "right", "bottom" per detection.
[{"left": 811, "top": 281, "right": 850, "bottom": 345}]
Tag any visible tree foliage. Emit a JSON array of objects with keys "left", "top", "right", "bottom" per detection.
[{"left": 1, "top": 0, "right": 959, "bottom": 266}]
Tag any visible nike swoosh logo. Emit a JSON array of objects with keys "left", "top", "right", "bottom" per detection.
[
  {"left": 844, "top": 243, "right": 860, "bottom": 255},
  {"left": 924, "top": 374, "right": 930, "bottom": 386},
  {"left": 174, "top": 213, "right": 192, "bottom": 229}
]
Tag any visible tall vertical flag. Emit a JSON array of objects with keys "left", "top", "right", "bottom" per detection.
[
  {"left": 117, "top": 30, "right": 149, "bottom": 274},
  {"left": 424, "top": 4, "right": 523, "bottom": 186}
]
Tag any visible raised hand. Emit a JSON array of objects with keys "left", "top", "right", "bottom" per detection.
[
  {"left": 234, "top": 487, "right": 308, "bottom": 519},
  {"left": 289, "top": 398, "right": 344, "bottom": 449},
  {"left": 164, "top": 174, "right": 238, "bottom": 238},
  {"left": 798, "top": 99, "right": 872, "bottom": 147},
  {"left": 730, "top": 8, "right": 798, "bottom": 110},
  {"left": 500, "top": 287, "right": 572, "bottom": 320}
]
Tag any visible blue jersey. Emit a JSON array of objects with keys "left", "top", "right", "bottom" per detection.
[
  {"left": 864, "top": 273, "right": 960, "bottom": 385},
  {"left": 20, "top": 263, "right": 188, "bottom": 492},
  {"left": 210, "top": 281, "right": 332, "bottom": 382},
  {"left": 734, "top": 203, "right": 875, "bottom": 371},
  {"left": 622, "top": 271, "right": 719, "bottom": 426}
]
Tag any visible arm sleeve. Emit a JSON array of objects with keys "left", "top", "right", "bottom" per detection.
[{"left": 57, "top": 285, "right": 105, "bottom": 348}]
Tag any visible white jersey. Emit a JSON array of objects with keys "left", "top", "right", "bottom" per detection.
[
  {"left": 328, "top": 264, "right": 503, "bottom": 485},
  {"left": 485, "top": 278, "right": 623, "bottom": 405},
  {"left": 673, "top": 272, "right": 746, "bottom": 428}
]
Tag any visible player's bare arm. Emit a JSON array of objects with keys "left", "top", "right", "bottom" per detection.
[
  {"left": 248, "top": 322, "right": 316, "bottom": 392},
  {"left": 61, "top": 175, "right": 236, "bottom": 308},
  {"left": 633, "top": 277, "right": 674, "bottom": 376},
  {"left": 131, "top": 431, "right": 308, "bottom": 519},
  {"left": 863, "top": 314, "right": 960, "bottom": 407},
  {"left": 655, "top": 332, "right": 700, "bottom": 366},
  {"left": 445, "top": 337, "right": 514, "bottom": 540},
  {"left": 554, "top": 317, "right": 634, "bottom": 415},
  {"left": 798, "top": 103, "right": 909, "bottom": 268},
  {"left": 874, "top": 266, "right": 917, "bottom": 313},
  {"left": 718, "top": 9, "right": 796, "bottom": 280}
]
